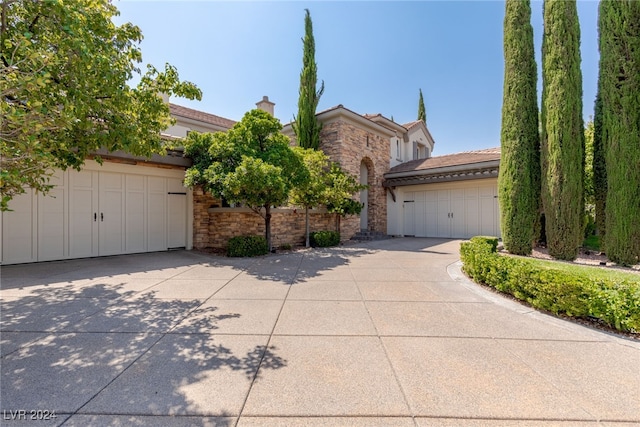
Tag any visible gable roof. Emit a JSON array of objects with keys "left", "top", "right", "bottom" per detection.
[{"left": 169, "top": 103, "right": 236, "bottom": 129}]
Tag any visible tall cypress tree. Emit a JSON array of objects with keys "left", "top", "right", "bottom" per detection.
[
  {"left": 498, "top": 0, "right": 540, "bottom": 255},
  {"left": 540, "top": 0, "right": 584, "bottom": 261},
  {"left": 417, "top": 88, "right": 426, "bottom": 123},
  {"left": 293, "top": 9, "right": 324, "bottom": 149},
  {"left": 598, "top": 0, "right": 640, "bottom": 265},
  {"left": 592, "top": 91, "right": 606, "bottom": 248}
]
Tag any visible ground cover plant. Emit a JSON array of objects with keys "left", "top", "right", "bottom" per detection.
[{"left": 460, "top": 236, "right": 640, "bottom": 333}]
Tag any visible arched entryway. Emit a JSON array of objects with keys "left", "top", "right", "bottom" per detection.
[{"left": 359, "top": 158, "right": 375, "bottom": 231}]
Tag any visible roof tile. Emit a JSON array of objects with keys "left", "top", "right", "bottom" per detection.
[
  {"left": 169, "top": 103, "right": 236, "bottom": 129},
  {"left": 388, "top": 147, "right": 500, "bottom": 174}
]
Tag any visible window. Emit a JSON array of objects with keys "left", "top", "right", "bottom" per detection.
[{"left": 396, "top": 139, "right": 401, "bottom": 160}]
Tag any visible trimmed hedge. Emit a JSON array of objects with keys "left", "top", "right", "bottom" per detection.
[
  {"left": 460, "top": 236, "right": 640, "bottom": 333},
  {"left": 310, "top": 230, "right": 340, "bottom": 247},
  {"left": 227, "top": 235, "right": 268, "bottom": 257}
]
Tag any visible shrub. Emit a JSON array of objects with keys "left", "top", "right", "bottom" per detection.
[
  {"left": 227, "top": 235, "right": 268, "bottom": 257},
  {"left": 460, "top": 237, "right": 640, "bottom": 333},
  {"left": 310, "top": 230, "right": 340, "bottom": 247}
]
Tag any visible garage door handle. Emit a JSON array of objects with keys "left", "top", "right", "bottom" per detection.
[
  {"left": 101, "top": 213, "right": 104, "bottom": 222},
  {"left": 94, "top": 213, "right": 97, "bottom": 222}
]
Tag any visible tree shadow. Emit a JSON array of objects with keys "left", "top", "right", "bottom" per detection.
[{"left": 0, "top": 281, "right": 287, "bottom": 424}]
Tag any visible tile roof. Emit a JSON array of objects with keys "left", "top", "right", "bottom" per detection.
[
  {"left": 169, "top": 103, "right": 236, "bottom": 129},
  {"left": 402, "top": 120, "right": 423, "bottom": 130},
  {"left": 387, "top": 147, "right": 501, "bottom": 174}
]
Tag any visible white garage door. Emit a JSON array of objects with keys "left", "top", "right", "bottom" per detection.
[
  {"left": 1, "top": 162, "right": 190, "bottom": 265},
  {"left": 402, "top": 184, "right": 500, "bottom": 239}
]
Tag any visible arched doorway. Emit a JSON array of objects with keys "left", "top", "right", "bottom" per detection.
[{"left": 360, "top": 161, "right": 368, "bottom": 231}]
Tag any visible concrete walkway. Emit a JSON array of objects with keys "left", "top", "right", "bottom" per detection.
[{"left": 1, "top": 238, "right": 638, "bottom": 426}]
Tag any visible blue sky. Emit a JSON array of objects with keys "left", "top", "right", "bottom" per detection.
[{"left": 115, "top": 1, "right": 600, "bottom": 156}]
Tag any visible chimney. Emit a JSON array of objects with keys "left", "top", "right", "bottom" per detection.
[{"left": 256, "top": 96, "right": 275, "bottom": 116}]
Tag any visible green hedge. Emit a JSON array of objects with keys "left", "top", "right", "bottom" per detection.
[
  {"left": 310, "top": 230, "right": 340, "bottom": 248},
  {"left": 227, "top": 235, "right": 268, "bottom": 257},
  {"left": 460, "top": 236, "right": 640, "bottom": 333}
]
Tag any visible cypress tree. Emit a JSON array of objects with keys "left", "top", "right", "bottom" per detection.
[
  {"left": 417, "top": 89, "right": 426, "bottom": 123},
  {"left": 498, "top": 0, "right": 540, "bottom": 255},
  {"left": 592, "top": 91, "right": 606, "bottom": 248},
  {"left": 293, "top": 9, "right": 324, "bottom": 149},
  {"left": 598, "top": 0, "right": 640, "bottom": 265},
  {"left": 540, "top": 0, "right": 584, "bottom": 261}
]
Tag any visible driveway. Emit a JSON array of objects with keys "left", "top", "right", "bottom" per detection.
[{"left": 1, "top": 238, "right": 639, "bottom": 426}]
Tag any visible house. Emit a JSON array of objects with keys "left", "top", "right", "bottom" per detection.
[
  {"left": 0, "top": 103, "right": 235, "bottom": 265},
  {"left": 0, "top": 97, "right": 501, "bottom": 264}
]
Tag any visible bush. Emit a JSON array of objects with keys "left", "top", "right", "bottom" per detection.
[
  {"left": 227, "top": 235, "right": 268, "bottom": 257},
  {"left": 460, "top": 237, "right": 640, "bottom": 333},
  {"left": 310, "top": 230, "right": 340, "bottom": 247}
]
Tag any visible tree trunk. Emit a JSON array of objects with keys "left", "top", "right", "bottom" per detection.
[
  {"left": 305, "top": 206, "right": 310, "bottom": 247},
  {"left": 265, "top": 204, "right": 272, "bottom": 252}
]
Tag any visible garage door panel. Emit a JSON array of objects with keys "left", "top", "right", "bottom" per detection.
[
  {"left": 69, "top": 170, "right": 98, "bottom": 258},
  {"left": 167, "top": 178, "right": 187, "bottom": 249},
  {"left": 2, "top": 191, "right": 37, "bottom": 264},
  {"left": 2, "top": 168, "right": 190, "bottom": 265},
  {"left": 38, "top": 171, "right": 66, "bottom": 261},
  {"left": 125, "top": 175, "right": 146, "bottom": 253},
  {"left": 99, "top": 172, "right": 125, "bottom": 256},
  {"left": 397, "top": 183, "right": 499, "bottom": 240},
  {"left": 148, "top": 177, "right": 167, "bottom": 252}
]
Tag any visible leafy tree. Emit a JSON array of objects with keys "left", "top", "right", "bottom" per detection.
[
  {"left": 0, "top": 0, "right": 201, "bottom": 210},
  {"left": 498, "top": 0, "right": 540, "bottom": 255},
  {"left": 324, "top": 163, "right": 365, "bottom": 233},
  {"left": 417, "top": 88, "right": 426, "bottom": 123},
  {"left": 540, "top": 0, "right": 584, "bottom": 260},
  {"left": 292, "top": 8, "right": 324, "bottom": 149},
  {"left": 290, "top": 149, "right": 364, "bottom": 247},
  {"left": 598, "top": 0, "right": 640, "bottom": 265},
  {"left": 184, "top": 109, "right": 308, "bottom": 252}
]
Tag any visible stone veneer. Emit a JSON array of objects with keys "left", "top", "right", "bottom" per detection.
[
  {"left": 193, "top": 187, "right": 348, "bottom": 250},
  {"left": 319, "top": 119, "right": 390, "bottom": 233}
]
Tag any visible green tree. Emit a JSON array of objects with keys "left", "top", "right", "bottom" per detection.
[
  {"left": 184, "top": 109, "right": 308, "bottom": 252},
  {"left": 292, "top": 9, "right": 324, "bottom": 149},
  {"left": 0, "top": 0, "right": 201, "bottom": 210},
  {"left": 417, "top": 88, "right": 426, "bottom": 123},
  {"left": 598, "top": 0, "right": 640, "bottom": 265},
  {"left": 540, "top": 0, "right": 584, "bottom": 260},
  {"left": 290, "top": 149, "right": 364, "bottom": 246},
  {"left": 592, "top": 92, "right": 606, "bottom": 245},
  {"left": 498, "top": 0, "right": 540, "bottom": 255},
  {"left": 324, "top": 163, "right": 365, "bottom": 233}
]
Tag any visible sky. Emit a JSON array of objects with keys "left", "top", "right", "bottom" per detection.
[{"left": 114, "top": 0, "right": 600, "bottom": 156}]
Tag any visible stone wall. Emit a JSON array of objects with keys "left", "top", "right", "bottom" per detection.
[{"left": 205, "top": 208, "right": 341, "bottom": 250}]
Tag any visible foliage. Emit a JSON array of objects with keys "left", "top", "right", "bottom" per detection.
[
  {"left": 499, "top": 0, "right": 540, "bottom": 256},
  {"left": 324, "top": 163, "right": 365, "bottom": 217},
  {"left": 540, "top": 0, "right": 584, "bottom": 260},
  {"left": 292, "top": 9, "right": 324, "bottom": 150},
  {"left": 583, "top": 235, "right": 600, "bottom": 252},
  {"left": 460, "top": 237, "right": 640, "bottom": 333},
  {"left": 310, "top": 230, "right": 340, "bottom": 248},
  {"left": 583, "top": 118, "right": 594, "bottom": 207},
  {"left": 290, "top": 148, "right": 364, "bottom": 245},
  {"left": 183, "top": 109, "right": 308, "bottom": 252},
  {"left": 417, "top": 88, "right": 426, "bottom": 123},
  {"left": 598, "top": 0, "right": 640, "bottom": 266},
  {"left": 227, "top": 235, "right": 268, "bottom": 257},
  {"left": 0, "top": 0, "right": 201, "bottom": 210},
  {"left": 592, "top": 92, "right": 607, "bottom": 247}
]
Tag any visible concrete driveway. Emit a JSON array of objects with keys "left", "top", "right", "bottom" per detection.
[{"left": 1, "top": 238, "right": 639, "bottom": 426}]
